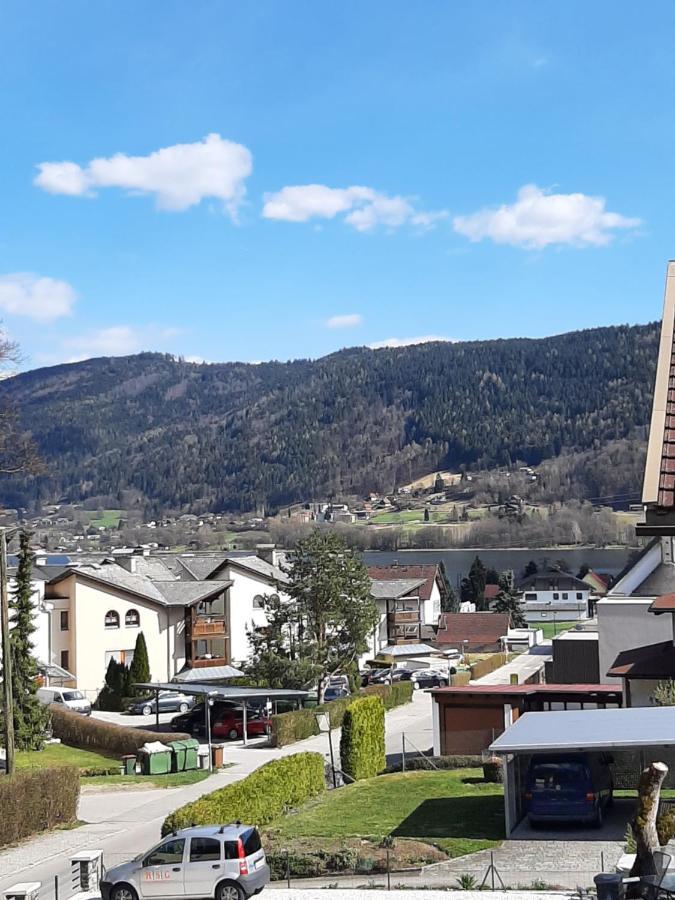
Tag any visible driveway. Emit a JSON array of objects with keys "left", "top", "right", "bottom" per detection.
[{"left": 0, "top": 691, "right": 433, "bottom": 897}]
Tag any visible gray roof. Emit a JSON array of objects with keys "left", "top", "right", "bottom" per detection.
[
  {"left": 176, "top": 557, "right": 225, "bottom": 581},
  {"left": 117, "top": 557, "right": 178, "bottom": 581},
  {"left": 378, "top": 643, "right": 438, "bottom": 657},
  {"left": 226, "top": 555, "right": 288, "bottom": 584},
  {"left": 490, "top": 706, "right": 675, "bottom": 754},
  {"left": 370, "top": 578, "right": 426, "bottom": 600},
  {"left": 177, "top": 554, "right": 287, "bottom": 585},
  {"left": 172, "top": 665, "right": 245, "bottom": 683},
  {"left": 136, "top": 681, "right": 308, "bottom": 700},
  {"left": 49, "top": 563, "right": 225, "bottom": 608}
]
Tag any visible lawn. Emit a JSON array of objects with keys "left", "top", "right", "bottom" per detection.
[
  {"left": 88, "top": 508, "right": 124, "bottom": 528},
  {"left": 539, "top": 621, "right": 577, "bottom": 639},
  {"left": 16, "top": 742, "right": 209, "bottom": 788},
  {"left": 268, "top": 768, "right": 505, "bottom": 858}
]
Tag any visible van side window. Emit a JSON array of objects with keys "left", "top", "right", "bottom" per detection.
[
  {"left": 224, "top": 841, "right": 239, "bottom": 860},
  {"left": 189, "top": 837, "right": 221, "bottom": 862}
]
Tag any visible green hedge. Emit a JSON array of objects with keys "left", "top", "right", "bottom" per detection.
[
  {"left": 162, "top": 751, "right": 325, "bottom": 836},
  {"left": 271, "top": 681, "right": 413, "bottom": 748},
  {"left": 0, "top": 766, "right": 80, "bottom": 848},
  {"left": 383, "top": 754, "right": 483, "bottom": 773},
  {"left": 340, "top": 696, "right": 385, "bottom": 781},
  {"left": 49, "top": 704, "right": 189, "bottom": 756}
]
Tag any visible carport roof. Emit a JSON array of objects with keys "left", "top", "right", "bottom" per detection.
[
  {"left": 489, "top": 705, "right": 675, "bottom": 753},
  {"left": 134, "top": 682, "right": 309, "bottom": 701}
]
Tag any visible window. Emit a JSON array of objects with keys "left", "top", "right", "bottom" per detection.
[
  {"left": 125, "top": 609, "right": 140, "bottom": 627},
  {"left": 242, "top": 828, "right": 262, "bottom": 856},
  {"left": 104, "top": 610, "right": 120, "bottom": 629},
  {"left": 60, "top": 650, "right": 69, "bottom": 671},
  {"left": 60, "top": 611, "right": 69, "bottom": 631},
  {"left": 576, "top": 592, "right": 583, "bottom": 600},
  {"left": 224, "top": 841, "right": 239, "bottom": 860},
  {"left": 253, "top": 594, "right": 265, "bottom": 610},
  {"left": 524, "top": 593, "right": 537, "bottom": 601},
  {"left": 104, "top": 649, "right": 135, "bottom": 668},
  {"left": 144, "top": 838, "right": 185, "bottom": 867},
  {"left": 189, "top": 837, "right": 221, "bottom": 862},
  {"left": 562, "top": 592, "right": 568, "bottom": 600},
  {"left": 552, "top": 593, "right": 560, "bottom": 600}
]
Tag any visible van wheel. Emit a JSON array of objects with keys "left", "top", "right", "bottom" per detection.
[
  {"left": 179, "top": 703, "right": 188, "bottom": 713},
  {"left": 142, "top": 705, "right": 152, "bottom": 716},
  {"left": 111, "top": 884, "right": 138, "bottom": 900},
  {"left": 216, "top": 880, "right": 245, "bottom": 900}
]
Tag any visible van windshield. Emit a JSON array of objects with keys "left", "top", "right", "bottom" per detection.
[
  {"left": 62, "top": 691, "right": 85, "bottom": 701},
  {"left": 531, "top": 763, "right": 588, "bottom": 789}
]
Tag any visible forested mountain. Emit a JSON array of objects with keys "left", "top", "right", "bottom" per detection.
[{"left": 0, "top": 322, "right": 659, "bottom": 514}]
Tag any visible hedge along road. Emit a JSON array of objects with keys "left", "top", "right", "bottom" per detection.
[{"left": 0, "top": 689, "right": 433, "bottom": 897}]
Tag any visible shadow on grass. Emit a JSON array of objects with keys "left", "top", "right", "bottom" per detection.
[
  {"left": 391, "top": 796, "right": 505, "bottom": 841},
  {"left": 461, "top": 776, "right": 487, "bottom": 785}
]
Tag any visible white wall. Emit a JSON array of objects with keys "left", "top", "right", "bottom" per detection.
[
  {"left": 597, "top": 597, "right": 669, "bottom": 684},
  {"left": 223, "top": 566, "right": 284, "bottom": 665},
  {"left": 425, "top": 581, "right": 441, "bottom": 626}
]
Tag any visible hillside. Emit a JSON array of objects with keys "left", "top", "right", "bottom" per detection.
[{"left": 0, "top": 322, "right": 659, "bottom": 514}]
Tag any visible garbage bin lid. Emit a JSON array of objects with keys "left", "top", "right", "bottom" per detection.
[
  {"left": 184, "top": 737, "right": 200, "bottom": 749},
  {"left": 168, "top": 740, "right": 188, "bottom": 749},
  {"left": 139, "top": 741, "right": 170, "bottom": 754},
  {"left": 594, "top": 874, "right": 623, "bottom": 884}
]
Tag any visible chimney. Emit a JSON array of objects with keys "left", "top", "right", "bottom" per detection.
[{"left": 256, "top": 543, "right": 279, "bottom": 566}]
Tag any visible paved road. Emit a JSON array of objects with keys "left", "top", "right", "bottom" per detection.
[{"left": 0, "top": 692, "right": 433, "bottom": 896}]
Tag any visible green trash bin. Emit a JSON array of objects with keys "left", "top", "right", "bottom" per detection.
[
  {"left": 183, "top": 738, "right": 199, "bottom": 771},
  {"left": 169, "top": 740, "right": 188, "bottom": 773},
  {"left": 139, "top": 742, "right": 172, "bottom": 776}
]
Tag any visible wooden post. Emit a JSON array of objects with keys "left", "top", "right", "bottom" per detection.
[
  {"left": 629, "top": 761, "right": 669, "bottom": 883},
  {"left": 0, "top": 529, "right": 15, "bottom": 776}
]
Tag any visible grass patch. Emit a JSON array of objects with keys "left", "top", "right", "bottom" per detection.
[
  {"left": 84, "top": 770, "right": 210, "bottom": 788},
  {"left": 538, "top": 621, "right": 577, "bottom": 639},
  {"left": 16, "top": 743, "right": 119, "bottom": 772},
  {"left": 268, "top": 768, "right": 504, "bottom": 858},
  {"left": 88, "top": 508, "right": 124, "bottom": 529}
]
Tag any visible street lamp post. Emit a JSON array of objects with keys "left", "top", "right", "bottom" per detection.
[{"left": 0, "top": 527, "right": 18, "bottom": 776}]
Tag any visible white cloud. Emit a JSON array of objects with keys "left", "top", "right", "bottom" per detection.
[
  {"left": 263, "top": 184, "right": 445, "bottom": 232},
  {"left": 35, "top": 134, "right": 253, "bottom": 216},
  {"left": 326, "top": 313, "right": 363, "bottom": 329},
  {"left": 61, "top": 324, "right": 181, "bottom": 361},
  {"left": 0, "top": 273, "right": 76, "bottom": 322},
  {"left": 453, "top": 184, "right": 640, "bottom": 249},
  {"left": 369, "top": 335, "right": 452, "bottom": 349}
]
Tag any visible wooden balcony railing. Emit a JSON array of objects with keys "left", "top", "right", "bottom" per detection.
[
  {"left": 387, "top": 611, "right": 420, "bottom": 624},
  {"left": 192, "top": 617, "right": 228, "bottom": 637},
  {"left": 189, "top": 656, "right": 229, "bottom": 669}
]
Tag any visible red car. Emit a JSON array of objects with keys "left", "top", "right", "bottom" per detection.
[{"left": 211, "top": 707, "right": 271, "bottom": 740}]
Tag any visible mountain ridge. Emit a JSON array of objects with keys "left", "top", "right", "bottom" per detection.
[{"left": 0, "top": 322, "right": 660, "bottom": 514}]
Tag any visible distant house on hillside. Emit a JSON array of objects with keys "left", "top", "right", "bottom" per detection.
[
  {"left": 436, "top": 612, "right": 511, "bottom": 653},
  {"left": 518, "top": 570, "right": 591, "bottom": 623},
  {"left": 367, "top": 562, "right": 449, "bottom": 625}
]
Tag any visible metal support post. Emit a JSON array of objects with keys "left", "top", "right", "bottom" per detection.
[
  {"left": 402, "top": 733, "right": 406, "bottom": 772},
  {"left": 327, "top": 726, "right": 337, "bottom": 788}
]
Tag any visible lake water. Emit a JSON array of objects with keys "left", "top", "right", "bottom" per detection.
[{"left": 362, "top": 547, "right": 634, "bottom": 588}]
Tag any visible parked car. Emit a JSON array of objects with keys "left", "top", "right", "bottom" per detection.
[
  {"left": 367, "top": 668, "right": 394, "bottom": 685},
  {"left": 411, "top": 669, "right": 448, "bottom": 690},
  {"left": 525, "top": 753, "right": 614, "bottom": 827},
  {"left": 37, "top": 686, "right": 91, "bottom": 716},
  {"left": 323, "top": 685, "right": 350, "bottom": 702},
  {"left": 171, "top": 700, "right": 238, "bottom": 734},
  {"left": 100, "top": 823, "right": 269, "bottom": 900},
  {"left": 128, "top": 690, "right": 196, "bottom": 716},
  {"left": 212, "top": 707, "right": 271, "bottom": 741}
]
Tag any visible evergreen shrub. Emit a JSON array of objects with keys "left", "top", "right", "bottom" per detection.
[
  {"left": 340, "top": 695, "right": 385, "bottom": 781},
  {"left": 49, "top": 704, "right": 187, "bottom": 755},
  {"left": 162, "top": 751, "right": 325, "bottom": 835},
  {"left": 0, "top": 766, "right": 80, "bottom": 847}
]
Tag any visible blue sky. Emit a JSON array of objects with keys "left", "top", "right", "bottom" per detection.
[{"left": 2, "top": 1, "right": 674, "bottom": 369}]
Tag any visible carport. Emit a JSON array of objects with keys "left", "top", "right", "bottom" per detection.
[
  {"left": 134, "top": 681, "right": 308, "bottom": 746},
  {"left": 489, "top": 705, "right": 675, "bottom": 836}
]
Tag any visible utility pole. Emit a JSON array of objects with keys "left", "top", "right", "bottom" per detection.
[{"left": 1, "top": 528, "right": 15, "bottom": 776}]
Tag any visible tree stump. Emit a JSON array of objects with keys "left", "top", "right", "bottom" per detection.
[{"left": 629, "top": 761, "right": 669, "bottom": 889}]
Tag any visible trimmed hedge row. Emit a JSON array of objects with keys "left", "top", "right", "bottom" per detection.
[
  {"left": 340, "top": 696, "right": 385, "bottom": 781},
  {"left": 49, "top": 704, "right": 189, "bottom": 755},
  {"left": 162, "top": 752, "right": 325, "bottom": 836},
  {"left": 384, "top": 754, "right": 483, "bottom": 773},
  {"left": 271, "top": 681, "right": 413, "bottom": 748},
  {"left": 469, "top": 653, "right": 507, "bottom": 680},
  {"left": 0, "top": 766, "right": 80, "bottom": 848}
]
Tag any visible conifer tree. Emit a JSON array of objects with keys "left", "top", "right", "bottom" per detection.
[
  {"left": 7, "top": 532, "right": 48, "bottom": 749},
  {"left": 129, "top": 631, "right": 151, "bottom": 693}
]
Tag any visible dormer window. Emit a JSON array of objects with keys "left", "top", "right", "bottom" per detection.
[
  {"left": 125, "top": 609, "right": 140, "bottom": 627},
  {"left": 105, "top": 610, "right": 120, "bottom": 629}
]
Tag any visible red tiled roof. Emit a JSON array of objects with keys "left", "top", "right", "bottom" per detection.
[
  {"left": 649, "top": 593, "right": 675, "bottom": 614},
  {"left": 436, "top": 612, "right": 511, "bottom": 645},
  {"left": 484, "top": 584, "right": 501, "bottom": 600},
  {"left": 367, "top": 564, "right": 441, "bottom": 602},
  {"left": 658, "top": 346, "right": 675, "bottom": 506},
  {"left": 431, "top": 683, "right": 621, "bottom": 697}
]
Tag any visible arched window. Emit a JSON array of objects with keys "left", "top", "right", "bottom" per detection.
[
  {"left": 104, "top": 610, "right": 120, "bottom": 629},
  {"left": 125, "top": 609, "right": 140, "bottom": 627}
]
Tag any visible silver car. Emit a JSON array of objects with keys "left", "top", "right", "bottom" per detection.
[{"left": 100, "top": 824, "right": 269, "bottom": 900}]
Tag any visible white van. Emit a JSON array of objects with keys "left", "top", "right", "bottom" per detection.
[{"left": 37, "top": 686, "right": 92, "bottom": 716}]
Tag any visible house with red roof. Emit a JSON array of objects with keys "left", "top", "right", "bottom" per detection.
[{"left": 435, "top": 612, "right": 511, "bottom": 653}]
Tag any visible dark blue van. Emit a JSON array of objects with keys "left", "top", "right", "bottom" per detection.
[{"left": 525, "top": 753, "right": 614, "bottom": 827}]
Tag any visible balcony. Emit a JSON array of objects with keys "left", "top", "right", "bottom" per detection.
[
  {"left": 192, "top": 617, "right": 228, "bottom": 637},
  {"left": 387, "top": 611, "right": 421, "bottom": 624},
  {"left": 189, "top": 656, "right": 229, "bottom": 669}
]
